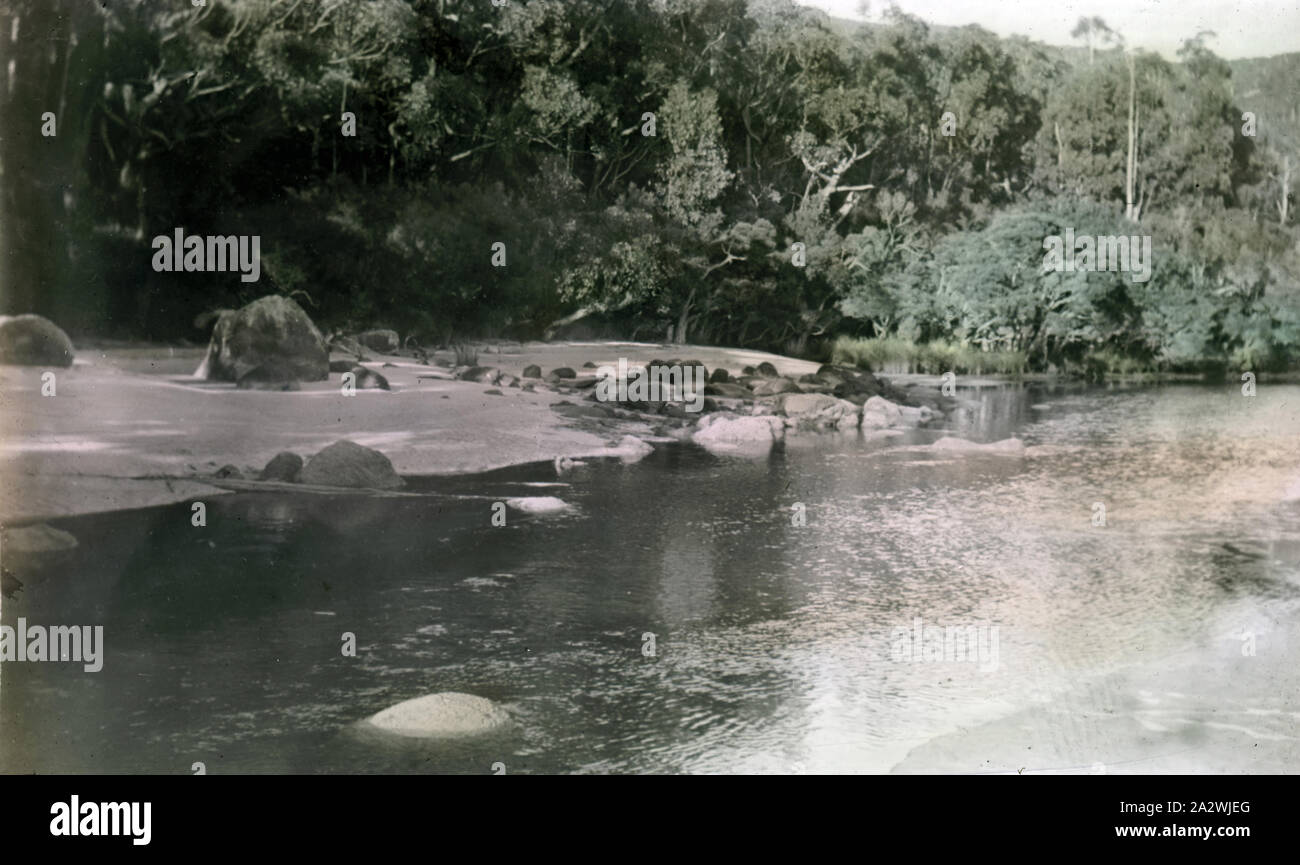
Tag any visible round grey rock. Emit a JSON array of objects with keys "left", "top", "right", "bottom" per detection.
[
  {"left": 0, "top": 315, "right": 74, "bottom": 367},
  {"left": 300, "top": 440, "right": 404, "bottom": 489}
]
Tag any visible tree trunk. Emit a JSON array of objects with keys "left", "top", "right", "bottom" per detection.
[
  {"left": 543, "top": 305, "right": 595, "bottom": 340},
  {"left": 675, "top": 286, "right": 696, "bottom": 345},
  {"left": 1124, "top": 54, "right": 1137, "bottom": 221},
  {"left": 0, "top": 2, "right": 60, "bottom": 313},
  {"left": 1278, "top": 153, "right": 1291, "bottom": 224}
]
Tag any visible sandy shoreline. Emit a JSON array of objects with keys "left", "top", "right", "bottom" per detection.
[{"left": 0, "top": 340, "right": 823, "bottom": 524}]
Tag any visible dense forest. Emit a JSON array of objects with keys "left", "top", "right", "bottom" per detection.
[{"left": 1, "top": 0, "right": 1297, "bottom": 373}]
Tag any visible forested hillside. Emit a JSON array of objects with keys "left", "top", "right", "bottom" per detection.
[{"left": 1, "top": 0, "right": 1296, "bottom": 372}]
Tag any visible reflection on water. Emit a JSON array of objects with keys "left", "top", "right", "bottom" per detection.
[{"left": 3, "top": 383, "right": 1299, "bottom": 774}]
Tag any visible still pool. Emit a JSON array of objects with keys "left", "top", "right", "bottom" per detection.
[{"left": 3, "top": 382, "right": 1299, "bottom": 773}]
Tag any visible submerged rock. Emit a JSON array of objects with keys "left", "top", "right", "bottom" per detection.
[
  {"left": 506, "top": 496, "right": 571, "bottom": 514},
  {"left": 2, "top": 523, "right": 78, "bottom": 554},
  {"left": 929, "top": 436, "right": 1025, "bottom": 454},
  {"left": 0, "top": 315, "right": 75, "bottom": 367},
  {"left": 258, "top": 451, "right": 303, "bottom": 483},
  {"left": 300, "top": 440, "right": 404, "bottom": 489},
  {"left": 364, "top": 692, "right": 511, "bottom": 739},
  {"left": 1, "top": 566, "right": 21, "bottom": 598},
  {"left": 195, "top": 295, "right": 329, "bottom": 384}
]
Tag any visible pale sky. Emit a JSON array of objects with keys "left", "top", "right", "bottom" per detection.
[{"left": 797, "top": 0, "right": 1300, "bottom": 59}]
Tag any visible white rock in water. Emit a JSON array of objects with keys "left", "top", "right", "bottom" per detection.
[
  {"left": 506, "top": 496, "right": 570, "bottom": 513},
  {"left": 365, "top": 692, "right": 510, "bottom": 738},
  {"left": 613, "top": 435, "right": 654, "bottom": 463},
  {"left": 692, "top": 414, "right": 785, "bottom": 454},
  {"left": 930, "top": 436, "right": 1025, "bottom": 454},
  {"left": 2, "top": 523, "right": 78, "bottom": 554},
  {"left": 860, "top": 395, "right": 904, "bottom": 429}
]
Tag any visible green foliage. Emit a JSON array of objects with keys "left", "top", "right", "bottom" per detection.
[
  {"left": 4, "top": 0, "right": 1297, "bottom": 375},
  {"left": 833, "top": 336, "right": 1027, "bottom": 375}
]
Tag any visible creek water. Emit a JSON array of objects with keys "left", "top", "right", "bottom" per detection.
[{"left": 3, "top": 382, "right": 1298, "bottom": 773}]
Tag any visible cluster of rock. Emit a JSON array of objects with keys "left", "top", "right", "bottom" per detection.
[
  {"left": 451, "top": 362, "right": 592, "bottom": 393},
  {"left": 213, "top": 440, "right": 404, "bottom": 490},
  {"left": 512, "top": 356, "right": 946, "bottom": 453}
]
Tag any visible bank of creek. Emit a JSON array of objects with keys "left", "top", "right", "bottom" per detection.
[{"left": 3, "top": 348, "right": 1298, "bottom": 773}]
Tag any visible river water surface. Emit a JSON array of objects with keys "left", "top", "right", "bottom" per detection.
[{"left": 3, "top": 382, "right": 1299, "bottom": 773}]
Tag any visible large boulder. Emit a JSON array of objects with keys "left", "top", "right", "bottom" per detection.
[
  {"left": 355, "top": 329, "right": 399, "bottom": 354},
  {"left": 0, "top": 315, "right": 74, "bottom": 367},
  {"left": 194, "top": 295, "right": 328, "bottom": 384},
  {"left": 235, "top": 365, "right": 302, "bottom": 390},
  {"left": 861, "top": 395, "right": 907, "bottom": 429},
  {"left": 778, "top": 393, "right": 862, "bottom": 430},
  {"left": 692, "top": 413, "right": 785, "bottom": 454},
  {"left": 364, "top": 692, "right": 511, "bottom": 739},
  {"left": 300, "top": 440, "right": 404, "bottom": 489}
]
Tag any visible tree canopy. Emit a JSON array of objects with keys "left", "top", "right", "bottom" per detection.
[{"left": 1, "top": 0, "right": 1295, "bottom": 372}]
